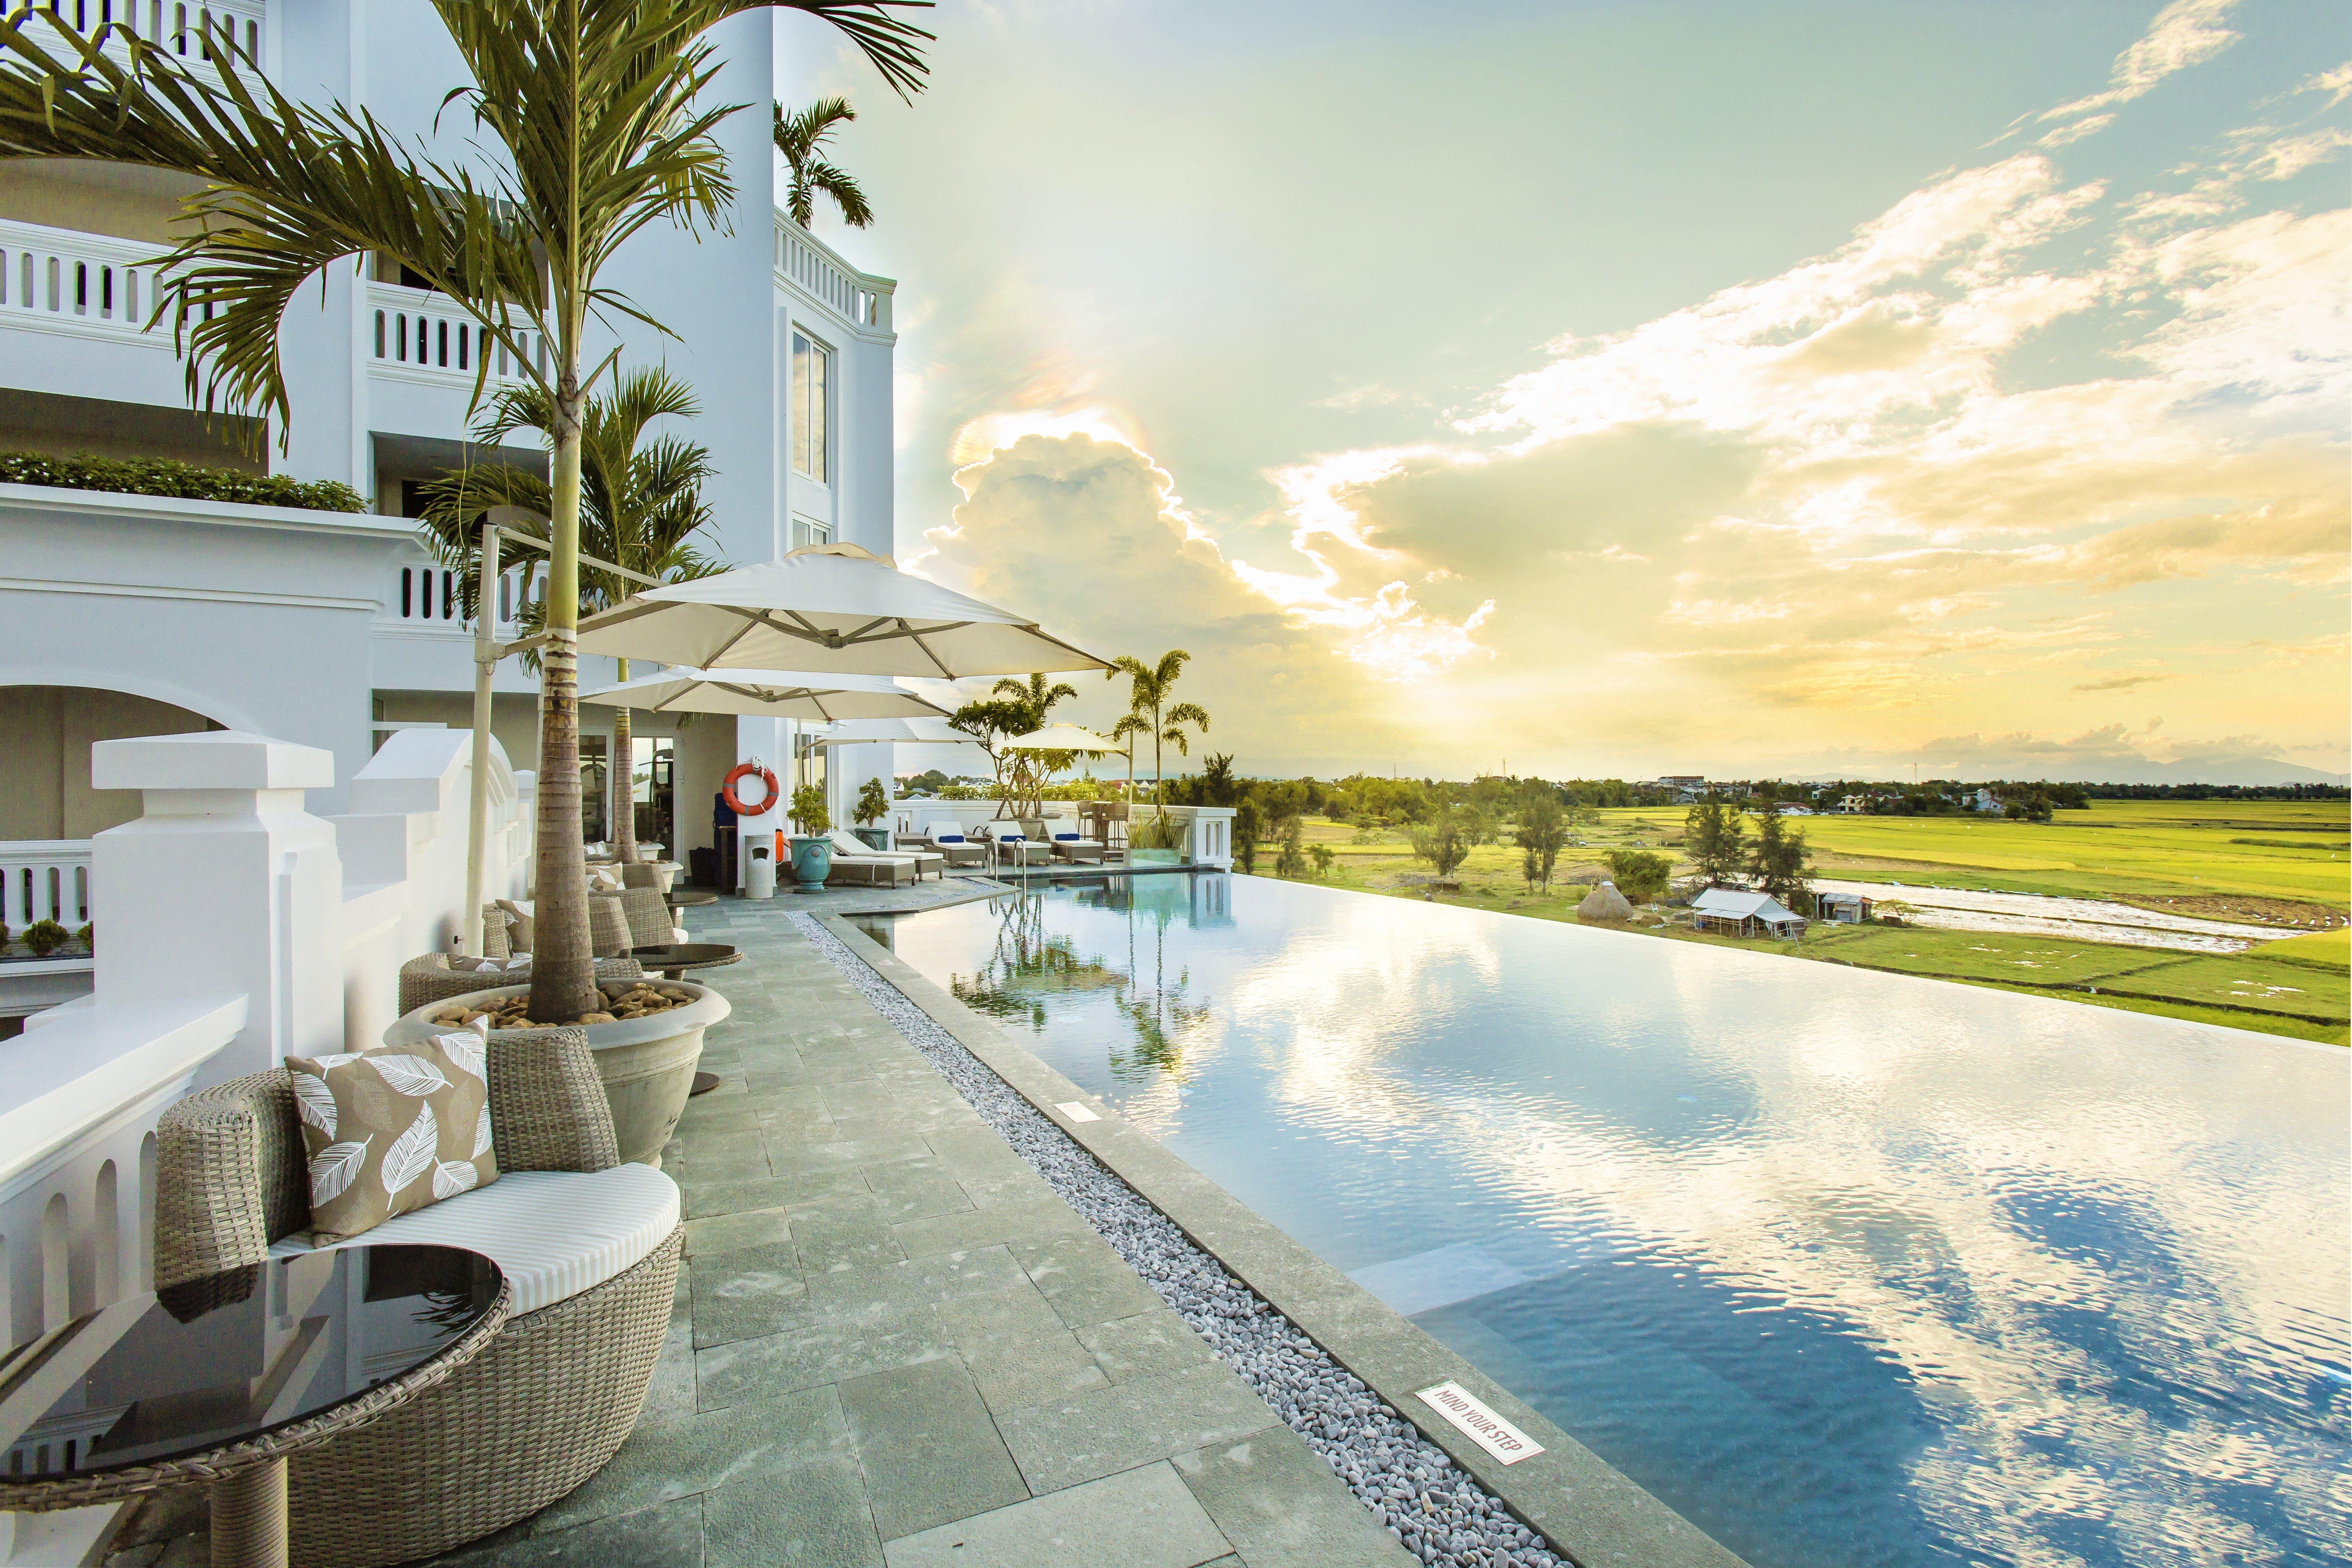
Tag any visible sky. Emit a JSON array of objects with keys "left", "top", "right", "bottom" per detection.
[{"left": 776, "top": 0, "right": 2350, "bottom": 785}]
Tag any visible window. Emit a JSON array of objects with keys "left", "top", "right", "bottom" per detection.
[
  {"left": 791, "top": 330, "right": 830, "bottom": 483},
  {"left": 790, "top": 516, "right": 831, "bottom": 551}
]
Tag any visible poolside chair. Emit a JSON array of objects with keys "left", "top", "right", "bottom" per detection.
[
  {"left": 822, "top": 828, "right": 941, "bottom": 884},
  {"left": 1050, "top": 831, "right": 1107, "bottom": 864},
  {"left": 923, "top": 831, "right": 988, "bottom": 869},
  {"left": 982, "top": 829, "right": 1050, "bottom": 868}
]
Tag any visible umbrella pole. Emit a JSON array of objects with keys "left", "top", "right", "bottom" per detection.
[{"left": 462, "top": 526, "right": 502, "bottom": 956}]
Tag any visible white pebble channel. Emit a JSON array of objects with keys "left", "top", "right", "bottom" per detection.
[{"left": 792, "top": 913, "right": 1568, "bottom": 1568}]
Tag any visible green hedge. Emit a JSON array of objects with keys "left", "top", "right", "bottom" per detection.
[{"left": 0, "top": 451, "right": 366, "bottom": 512}]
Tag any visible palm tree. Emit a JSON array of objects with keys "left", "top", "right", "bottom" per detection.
[
  {"left": 990, "top": 672, "right": 1077, "bottom": 817},
  {"left": 1108, "top": 651, "right": 1209, "bottom": 817},
  {"left": 773, "top": 96, "right": 873, "bottom": 230},
  {"left": 0, "top": 1, "right": 930, "bottom": 1022},
  {"left": 419, "top": 367, "right": 722, "bottom": 868}
]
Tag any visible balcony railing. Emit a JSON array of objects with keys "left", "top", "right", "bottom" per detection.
[
  {"left": 775, "top": 215, "right": 893, "bottom": 335},
  {"left": 367, "top": 281, "right": 543, "bottom": 388},
  {"left": 0, "top": 218, "right": 168, "bottom": 346},
  {"left": 2, "top": 841, "right": 91, "bottom": 932},
  {"left": 16, "top": 0, "right": 265, "bottom": 74},
  {"left": 384, "top": 559, "right": 535, "bottom": 634}
]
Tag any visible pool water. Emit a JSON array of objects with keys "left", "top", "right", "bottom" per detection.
[{"left": 862, "top": 875, "right": 2351, "bottom": 1568}]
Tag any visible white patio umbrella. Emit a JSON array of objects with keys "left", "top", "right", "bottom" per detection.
[
  {"left": 1002, "top": 723, "right": 1132, "bottom": 830},
  {"left": 807, "top": 718, "right": 977, "bottom": 746},
  {"left": 575, "top": 543, "right": 1111, "bottom": 678},
  {"left": 578, "top": 668, "right": 949, "bottom": 721}
]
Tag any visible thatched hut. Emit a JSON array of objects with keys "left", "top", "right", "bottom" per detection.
[{"left": 1577, "top": 880, "right": 1636, "bottom": 922}]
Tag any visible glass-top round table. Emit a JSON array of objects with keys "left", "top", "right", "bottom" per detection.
[{"left": 0, "top": 1245, "right": 506, "bottom": 1568}]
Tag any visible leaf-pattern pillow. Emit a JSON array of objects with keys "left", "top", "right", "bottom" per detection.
[{"left": 286, "top": 1034, "right": 499, "bottom": 1243}]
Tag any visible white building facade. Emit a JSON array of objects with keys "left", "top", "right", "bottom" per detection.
[{"left": 1, "top": 2, "right": 902, "bottom": 1020}]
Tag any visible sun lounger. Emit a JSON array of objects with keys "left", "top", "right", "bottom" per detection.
[{"left": 1050, "top": 833, "right": 1106, "bottom": 864}]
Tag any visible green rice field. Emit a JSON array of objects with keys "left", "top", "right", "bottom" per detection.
[{"left": 1286, "top": 799, "right": 2350, "bottom": 1044}]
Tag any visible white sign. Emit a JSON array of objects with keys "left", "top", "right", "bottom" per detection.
[
  {"left": 1055, "top": 1101, "right": 1100, "bottom": 1123},
  {"left": 1415, "top": 1381, "right": 1545, "bottom": 1466}
]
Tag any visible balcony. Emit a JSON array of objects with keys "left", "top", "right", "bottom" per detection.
[
  {"left": 20, "top": 0, "right": 265, "bottom": 75},
  {"left": 0, "top": 218, "right": 169, "bottom": 350},
  {"left": 366, "top": 282, "right": 543, "bottom": 391},
  {"left": 775, "top": 213, "right": 894, "bottom": 338}
]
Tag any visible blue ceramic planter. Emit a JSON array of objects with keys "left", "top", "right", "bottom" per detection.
[
  {"left": 789, "top": 836, "right": 833, "bottom": 892},
  {"left": 853, "top": 826, "right": 890, "bottom": 851}
]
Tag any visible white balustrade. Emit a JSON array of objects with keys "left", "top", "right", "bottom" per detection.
[
  {"left": 1, "top": 841, "right": 90, "bottom": 932},
  {"left": 14, "top": 0, "right": 266, "bottom": 73},
  {"left": 386, "top": 558, "right": 534, "bottom": 633},
  {"left": 774, "top": 216, "right": 893, "bottom": 334},
  {"left": 0, "top": 218, "right": 168, "bottom": 347},
  {"left": 367, "top": 281, "right": 542, "bottom": 387}
]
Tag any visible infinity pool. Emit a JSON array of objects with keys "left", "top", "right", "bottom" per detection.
[{"left": 861, "top": 874, "right": 2350, "bottom": 1568}]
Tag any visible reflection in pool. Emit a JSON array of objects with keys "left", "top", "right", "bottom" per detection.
[{"left": 862, "top": 873, "right": 2351, "bottom": 1568}]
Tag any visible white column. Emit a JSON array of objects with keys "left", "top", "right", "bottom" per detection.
[{"left": 90, "top": 732, "right": 345, "bottom": 1088}]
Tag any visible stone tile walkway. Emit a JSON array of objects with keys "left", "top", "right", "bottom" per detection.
[{"left": 448, "top": 895, "right": 1409, "bottom": 1566}]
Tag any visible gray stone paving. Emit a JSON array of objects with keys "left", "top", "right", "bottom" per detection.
[{"left": 105, "top": 893, "right": 1414, "bottom": 1566}]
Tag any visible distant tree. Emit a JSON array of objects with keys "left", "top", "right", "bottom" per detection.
[
  {"left": 989, "top": 671, "right": 1079, "bottom": 817},
  {"left": 1603, "top": 849, "right": 1673, "bottom": 902},
  {"left": 1309, "top": 843, "right": 1335, "bottom": 879},
  {"left": 1521, "top": 846, "right": 1541, "bottom": 894},
  {"left": 1749, "top": 805, "right": 1813, "bottom": 903},
  {"left": 1513, "top": 796, "right": 1570, "bottom": 889},
  {"left": 1274, "top": 814, "right": 1308, "bottom": 878},
  {"left": 1411, "top": 808, "right": 1474, "bottom": 880},
  {"left": 1232, "top": 797, "right": 1263, "bottom": 873},
  {"left": 1198, "top": 752, "right": 1240, "bottom": 806},
  {"left": 1683, "top": 800, "right": 1747, "bottom": 886},
  {"left": 947, "top": 698, "right": 1028, "bottom": 816},
  {"left": 773, "top": 96, "right": 873, "bottom": 230}
]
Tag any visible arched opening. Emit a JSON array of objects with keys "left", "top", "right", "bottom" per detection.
[
  {"left": 40, "top": 1192, "right": 69, "bottom": 1333},
  {"left": 137, "top": 1132, "right": 157, "bottom": 1292},
  {"left": 0, "top": 685, "right": 225, "bottom": 842},
  {"left": 93, "top": 1160, "right": 120, "bottom": 1303}
]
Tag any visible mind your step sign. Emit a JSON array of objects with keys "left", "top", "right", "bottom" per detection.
[{"left": 1415, "top": 1381, "right": 1546, "bottom": 1466}]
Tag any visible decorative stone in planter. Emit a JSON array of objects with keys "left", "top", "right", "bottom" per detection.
[
  {"left": 384, "top": 980, "right": 730, "bottom": 1167},
  {"left": 788, "top": 835, "right": 833, "bottom": 893}
]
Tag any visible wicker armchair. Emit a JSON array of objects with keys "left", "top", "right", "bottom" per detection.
[
  {"left": 588, "top": 891, "right": 632, "bottom": 956},
  {"left": 398, "top": 953, "right": 647, "bottom": 1017},
  {"left": 615, "top": 885, "right": 677, "bottom": 949},
  {"left": 155, "top": 1029, "right": 682, "bottom": 1567},
  {"left": 480, "top": 904, "right": 512, "bottom": 960}
]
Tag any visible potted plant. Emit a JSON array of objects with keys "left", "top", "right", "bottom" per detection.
[
  {"left": 384, "top": 978, "right": 731, "bottom": 1168},
  {"left": 789, "top": 782, "right": 834, "bottom": 893},
  {"left": 853, "top": 776, "right": 892, "bottom": 851}
]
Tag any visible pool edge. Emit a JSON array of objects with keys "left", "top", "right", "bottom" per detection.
[{"left": 822, "top": 913, "right": 1751, "bottom": 1568}]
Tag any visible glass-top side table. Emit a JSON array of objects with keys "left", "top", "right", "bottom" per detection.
[{"left": 1, "top": 1244, "right": 507, "bottom": 1568}]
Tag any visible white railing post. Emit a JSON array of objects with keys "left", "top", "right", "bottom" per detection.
[{"left": 89, "top": 731, "right": 344, "bottom": 1089}]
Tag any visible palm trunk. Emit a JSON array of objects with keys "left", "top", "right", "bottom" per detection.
[
  {"left": 612, "top": 657, "right": 637, "bottom": 866},
  {"left": 529, "top": 381, "right": 596, "bottom": 1022}
]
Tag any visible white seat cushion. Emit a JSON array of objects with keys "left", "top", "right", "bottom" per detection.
[{"left": 270, "top": 1165, "right": 679, "bottom": 1315}]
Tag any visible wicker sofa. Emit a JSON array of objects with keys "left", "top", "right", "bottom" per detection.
[{"left": 154, "top": 1028, "right": 682, "bottom": 1568}]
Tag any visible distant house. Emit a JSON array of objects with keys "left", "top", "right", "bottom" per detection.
[
  {"left": 1691, "top": 887, "right": 1807, "bottom": 939},
  {"left": 1835, "top": 795, "right": 1870, "bottom": 814},
  {"left": 1970, "top": 788, "right": 2002, "bottom": 815},
  {"left": 1814, "top": 890, "right": 1871, "bottom": 923},
  {"left": 1657, "top": 775, "right": 1708, "bottom": 801}
]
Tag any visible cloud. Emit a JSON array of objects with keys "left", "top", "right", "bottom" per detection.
[
  {"left": 2071, "top": 673, "right": 2172, "bottom": 692},
  {"left": 917, "top": 432, "right": 1435, "bottom": 769},
  {"left": 2037, "top": 0, "right": 2243, "bottom": 125}
]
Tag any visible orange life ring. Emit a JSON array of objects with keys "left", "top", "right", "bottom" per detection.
[{"left": 723, "top": 762, "right": 780, "bottom": 817}]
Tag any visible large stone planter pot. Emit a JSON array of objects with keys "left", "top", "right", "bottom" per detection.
[
  {"left": 789, "top": 835, "right": 833, "bottom": 892},
  {"left": 852, "top": 826, "right": 890, "bottom": 851},
  {"left": 385, "top": 981, "right": 731, "bottom": 1168}
]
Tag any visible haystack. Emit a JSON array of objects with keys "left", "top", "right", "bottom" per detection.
[{"left": 1577, "top": 879, "right": 1636, "bottom": 922}]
